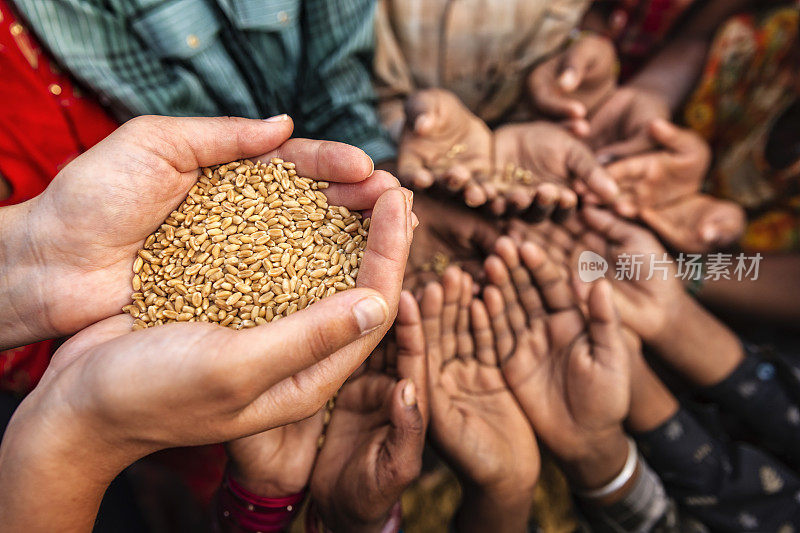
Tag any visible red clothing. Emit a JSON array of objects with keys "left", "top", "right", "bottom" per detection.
[
  {"left": 0, "top": 5, "right": 226, "bottom": 515},
  {"left": 0, "top": 0, "right": 117, "bottom": 394}
]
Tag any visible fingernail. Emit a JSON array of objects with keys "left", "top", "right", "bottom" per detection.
[
  {"left": 402, "top": 189, "right": 414, "bottom": 237},
  {"left": 702, "top": 226, "right": 719, "bottom": 243},
  {"left": 411, "top": 212, "right": 419, "bottom": 230},
  {"left": 368, "top": 156, "right": 375, "bottom": 176},
  {"left": 264, "top": 114, "right": 289, "bottom": 122},
  {"left": 560, "top": 69, "right": 578, "bottom": 91},
  {"left": 402, "top": 381, "right": 417, "bottom": 407},
  {"left": 353, "top": 296, "right": 389, "bottom": 334}
]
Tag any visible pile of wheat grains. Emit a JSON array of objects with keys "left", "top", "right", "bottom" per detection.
[{"left": 123, "top": 158, "right": 368, "bottom": 331}]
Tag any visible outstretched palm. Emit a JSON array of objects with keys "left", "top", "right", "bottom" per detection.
[
  {"left": 424, "top": 267, "right": 539, "bottom": 493},
  {"left": 484, "top": 238, "right": 630, "bottom": 462}
]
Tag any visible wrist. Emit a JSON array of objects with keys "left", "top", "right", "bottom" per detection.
[
  {"left": 647, "top": 294, "right": 744, "bottom": 386},
  {"left": 559, "top": 428, "right": 629, "bottom": 492},
  {"left": 0, "top": 199, "right": 55, "bottom": 349},
  {"left": 228, "top": 463, "right": 306, "bottom": 499},
  {"left": 0, "top": 391, "right": 129, "bottom": 530},
  {"left": 456, "top": 481, "right": 535, "bottom": 533},
  {"left": 316, "top": 501, "right": 399, "bottom": 533}
]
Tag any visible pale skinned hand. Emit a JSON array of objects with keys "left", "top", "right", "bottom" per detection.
[
  {"left": 423, "top": 267, "right": 539, "bottom": 505},
  {"left": 0, "top": 117, "right": 414, "bottom": 532},
  {"left": 607, "top": 119, "right": 710, "bottom": 217},
  {"left": 528, "top": 34, "right": 618, "bottom": 128},
  {"left": 584, "top": 87, "right": 670, "bottom": 163},
  {"left": 397, "top": 88, "right": 493, "bottom": 199},
  {"left": 490, "top": 122, "right": 619, "bottom": 219},
  {"left": 0, "top": 115, "right": 401, "bottom": 350},
  {"left": 310, "top": 292, "right": 427, "bottom": 533},
  {"left": 484, "top": 237, "right": 631, "bottom": 489}
]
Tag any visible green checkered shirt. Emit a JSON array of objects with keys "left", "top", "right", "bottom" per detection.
[{"left": 14, "top": 0, "right": 395, "bottom": 161}]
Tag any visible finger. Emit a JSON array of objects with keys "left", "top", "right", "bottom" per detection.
[
  {"left": 563, "top": 118, "right": 592, "bottom": 138},
  {"left": 531, "top": 61, "right": 587, "bottom": 119},
  {"left": 497, "top": 243, "right": 547, "bottom": 321},
  {"left": 649, "top": 119, "right": 709, "bottom": 162},
  {"left": 605, "top": 156, "right": 648, "bottom": 186},
  {"left": 482, "top": 286, "right": 515, "bottom": 363},
  {"left": 519, "top": 241, "right": 576, "bottom": 313},
  {"left": 522, "top": 184, "right": 559, "bottom": 222},
  {"left": 596, "top": 133, "right": 654, "bottom": 162},
  {"left": 442, "top": 165, "right": 472, "bottom": 191},
  {"left": 456, "top": 272, "right": 474, "bottom": 360},
  {"left": 116, "top": 115, "right": 295, "bottom": 173},
  {"left": 506, "top": 186, "right": 535, "bottom": 214},
  {"left": 552, "top": 188, "right": 579, "bottom": 223},
  {"left": 265, "top": 137, "right": 375, "bottom": 183},
  {"left": 698, "top": 199, "right": 746, "bottom": 249},
  {"left": 559, "top": 42, "right": 595, "bottom": 93},
  {"left": 638, "top": 207, "right": 690, "bottom": 250},
  {"left": 440, "top": 266, "right": 463, "bottom": 361},
  {"left": 395, "top": 291, "right": 428, "bottom": 421},
  {"left": 581, "top": 206, "right": 641, "bottom": 244},
  {"left": 382, "top": 379, "right": 425, "bottom": 491},
  {"left": 324, "top": 170, "right": 401, "bottom": 211},
  {"left": 231, "top": 287, "right": 392, "bottom": 390},
  {"left": 470, "top": 300, "right": 497, "bottom": 366},
  {"left": 586, "top": 280, "right": 626, "bottom": 370},
  {"left": 397, "top": 147, "right": 435, "bottom": 189},
  {"left": 420, "top": 281, "right": 445, "bottom": 370},
  {"left": 489, "top": 196, "right": 508, "bottom": 216},
  {"left": 566, "top": 144, "right": 620, "bottom": 202},
  {"left": 404, "top": 90, "right": 443, "bottom": 135},
  {"left": 463, "top": 183, "right": 489, "bottom": 208},
  {"left": 484, "top": 243, "right": 529, "bottom": 333}
]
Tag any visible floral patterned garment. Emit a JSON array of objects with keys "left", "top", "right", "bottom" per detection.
[{"left": 684, "top": 5, "right": 800, "bottom": 252}]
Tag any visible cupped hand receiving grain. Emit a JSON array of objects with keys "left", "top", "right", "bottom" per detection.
[{"left": 2, "top": 114, "right": 401, "bottom": 349}]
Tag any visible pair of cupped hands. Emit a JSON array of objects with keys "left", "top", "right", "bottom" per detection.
[
  {"left": 0, "top": 114, "right": 416, "bottom": 532},
  {"left": 398, "top": 34, "right": 745, "bottom": 253},
  {"left": 229, "top": 229, "right": 640, "bottom": 533}
]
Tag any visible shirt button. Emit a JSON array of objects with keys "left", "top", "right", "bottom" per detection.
[
  {"left": 186, "top": 34, "right": 200, "bottom": 48},
  {"left": 49, "top": 84, "right": 62, "bottom": 96},
  {"left": 10, "top": 22, "right": 24, "bottom": 36},
  {"left": 277, "top": 10, "right": 289, "bottom": 24}
]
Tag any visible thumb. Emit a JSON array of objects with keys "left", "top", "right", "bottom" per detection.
[
  {"left": 382, "top": 379, "right": 426, "bottom": 489},
  {"left": 586, "top": 280, "right": 626, "bottom": 370},
  {"left": 230, "top": 288, "right": 392, "bottom": 395},
  {"left": 649, "top": 119, "right": 705, "bottom": 156},
  {"left": 113, "top": 115, "right": 295, "bottom": 172},
  {"left": 559, "top": 45, "right": 593, "bottom": 93},
  {"left": 404, "top": 89, "right": 445, "bottom": 136}
]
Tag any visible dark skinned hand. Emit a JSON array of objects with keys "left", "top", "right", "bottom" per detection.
[
  {"left": 528, "top": 34, "right": 618, "bottom": 127},
  {"left": 484, "top": 237, "right": 632, "bottom": 490},
  {"left": 310, "top": 292, "right": 428, "bottom": 533},
  {"left": 489, "top": 122, "right": 619, "bottom": 219}
]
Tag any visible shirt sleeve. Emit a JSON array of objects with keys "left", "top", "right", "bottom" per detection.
[
  {"left": 578, "top": 455, "right": 679, "bottom": 533},
  {"left": 702, "top": 346, "right": 800, "bottom": 471},
  {"left": 14, "top": 0, "right": 222, "bottom": 120},
  {"left": 295, "top": 0, "right": 396, "bottom": 162},
  {"left": 634, "top": 407, "right": 800, "bottom": 532}
]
